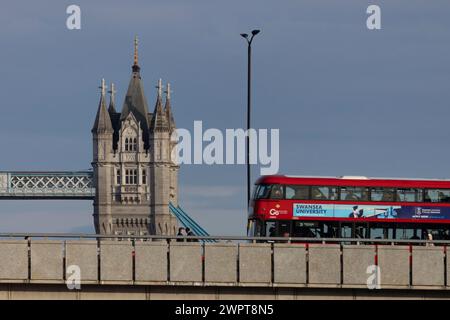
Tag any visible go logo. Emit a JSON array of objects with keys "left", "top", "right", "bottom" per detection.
[
  {"left": 269, "top": 204, "right": 282, "bottom": 216},
  {"left": 269, "top": 208, "right": 280, "bottom": 216}
]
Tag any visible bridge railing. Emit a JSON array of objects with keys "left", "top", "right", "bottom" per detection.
[
  {"left": 0, "top": 233, "right": 448, "bottom": 289},
  {"left": 1, "top": 232, "right": 449, "bottom": 244}
]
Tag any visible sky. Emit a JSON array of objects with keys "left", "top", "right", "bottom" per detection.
[{"left": 0, "top": 0, "right": 450, "bottom": 235}]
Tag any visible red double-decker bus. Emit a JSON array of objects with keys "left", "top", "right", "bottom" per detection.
[{"left": 248, "top": 175, "right": 450, "bottom": 240}]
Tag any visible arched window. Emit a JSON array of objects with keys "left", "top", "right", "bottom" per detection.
[
  {"left": 142, "top": 169, "right": 147, "bottom": 185},
  {"left": 125, "top": 138, "right": 129, "bottom": 151},
  {"left": 116, "top": 169, "right": 121, "bottom": 184},
  {"left": 133, "top": 169, "right": 137, "bottom": 184},
  {"left": 124, "top": 168, "right": 138, "bottom": 185},
  {"left": 125, "top": 169, "right": 130, "bottom": 184},
  {"left": 133, "top": 138, "right": 137, "bottom": 151}
]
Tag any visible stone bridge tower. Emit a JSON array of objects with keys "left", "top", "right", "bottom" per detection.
[{"left": 92, "top": 38, "right": 179, "bottom": 236}]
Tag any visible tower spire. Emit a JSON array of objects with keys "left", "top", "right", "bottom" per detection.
[
  {"left": 92, "top": 78, "right": 113, "bottom": 133},
  {"left": 165, "top": 82, "right": 175, "bottom": 131},
  {"left": 165, "top": 83, "right": 171, "bottom": 100},
  {"left": 156, "top": 78, "right": 163, "bottom": 98},
  {"left": 108, "top": 83, "right": 116, "bottom": 113},
  {"left": 134, "top": 35, "right": 138, "bottom": 66},
  {"left": 132, "top": 36, "right": 140, "bottom": 73},
  {"left": 100, "top": 78, "right": 106, "bottom": 97},
  {"left": 150, "top": 78, "right": 169, "bottom": 131}
]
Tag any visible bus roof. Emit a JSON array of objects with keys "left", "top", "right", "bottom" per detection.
[{"left": 255, "top": 175, "right": 450, "bottom": 189}]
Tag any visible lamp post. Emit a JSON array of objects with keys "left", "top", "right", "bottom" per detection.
[{"left": 240, "top": 29, "right": 260, "bottom": 212}]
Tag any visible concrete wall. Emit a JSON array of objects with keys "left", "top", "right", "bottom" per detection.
[
  {"left": 447, "top": 247, "right": 450, "bottom": 289},
  {"left": 273, "top": 244, "right": 306, "bottom": 284},
  {"left": 343, "top": 245, "right": 375, "bottom": 287},
  {"left": 1, "top": 240, "right": 449, "bottom": 291},
  {"left": 0, "top": 240, "right": 28, "bottom": 281},
  {"left": 378, "top": 246, "right": 410, "bottom": 288},
  {"left": 66, "top": 240, "right": 98, "bottom": 283},
  {"left": 135, "top": 241, "right": 168, "bottom": 283},
  {"left": 2, "top": 283, "right": 450, "bottom": 300},
  {"left": 169, "top": 243, "right": 202, "bottom": 283},
  {"left": 412, "top": 246, "right": 444, "bottom": 287},
  {"left": 239, "top": 243, "right": 271, "bottom": 284},
  {"left": 30, "top": 240, "right": 63, "bottom": 282},
  {"left": 204, "top": 243, "right": 237, "bottom": 283},
  {"left": 100, "top": 241, "right": 133, "bottom": 283},
  {"left": 308, "top": 244, "right": 341, "bottom": 285}
]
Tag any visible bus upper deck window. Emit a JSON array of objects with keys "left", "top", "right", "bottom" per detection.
[
  {"left": 424, "top": 189, "right": 450, "bottom": 203},
  {"left": 286, "top": 185, "right": 309, "bottom": 200},
  {"left": 270, "top": 185, "right": 283, "bottom": 199},
  {"left": 340, "top": 187, "right": 369, "bottom": 201},
  {"left": 371, "top": 188, "right": 394, "bottom": 202},
  {"left": 397, "top": 188, "right": 422, "bottom": 202},
  {"left": 311, "top": 186, "right": 338, "bottom": 200}
]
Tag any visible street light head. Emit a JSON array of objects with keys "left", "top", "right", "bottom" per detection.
[
  {"left": 240, "top": 33, "right": 249, "bottom": 39},
  {"left": 251, "top": 30, "right": 260, "bottom": 36}
]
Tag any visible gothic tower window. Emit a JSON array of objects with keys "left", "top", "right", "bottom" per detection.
[
  {"left": 142, "top": 169, "right": 147, "bottom": 185},
  {"left": 125, "top": 169, "right": 138, "bottom": 184},
  {"left": 132, "top": 169, "right": 137, "bottom": 184},
  {"left": 124, "top": 136, "right": 138, "bottom": 151},
  {"left": 116, "top": 169, "right": 121, "bottom": 184}
]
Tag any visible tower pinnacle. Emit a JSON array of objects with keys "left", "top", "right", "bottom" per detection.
[
  {"left": 108, "top": 83, "right": 116, "bottom": 113},
  {"left": 156, "top": 78, "right": 163, "bottom": 97},
  {"left": 92, "top": 78, "right": 113, "bottom": 134},
  {"left": 99, "top": 78, "right": 107, "bottom": 96},
  {"left": 164, "top": 82, "right": 175, "bottom": 131},
  {"left": 134, "top": 35, "right": 138, "bottom": 66},
  {"left": 165, "top": 83, "right": 171, "bottom": 100},
  {"left": 132, "top": 36, "right": 141, "bottom": 73}
]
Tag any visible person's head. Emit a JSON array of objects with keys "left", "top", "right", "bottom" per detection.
[
  {"left": 186, "top": 227, "right": 191, "bottom": 233},
  {"left": 178, "top": 227, "right": 185, "bottom": 234},
  {"left": 272, "top": 186, "right": 282, "bottom": 198},
  {"left": 353, "top": 206, "right": 358, "bottom": 210}
]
